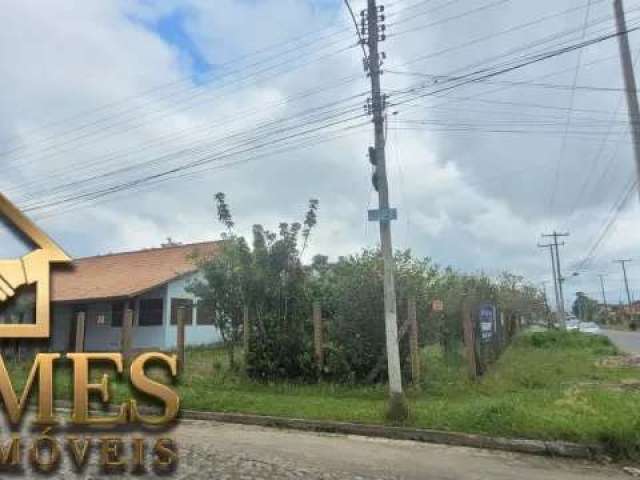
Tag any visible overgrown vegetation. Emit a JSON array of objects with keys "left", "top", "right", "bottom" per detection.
[
  {"left": 3, "top": 331, "right": 638, "bottom": 459},
  {"left": 174, "top": 331, "right": 638, "bottom": 460},
  {"left": 188, "top": 193, "right": 546, "bottom": 384}
]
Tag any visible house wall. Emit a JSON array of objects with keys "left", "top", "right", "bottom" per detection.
[
  {"left": 51, "top": 304, "right": 73, "bottom": 351},
  {"left": 50, "top": 272, "right": 221, "bottom": 352},
  {"left": 84, "top": 301, "right": 122, "bottom": 351},
  {"left": 164, "top": 273, "right": 222, "bottom": 348},
  {"left": 132, "top": 286, "right": 167, "bottom": 349}
]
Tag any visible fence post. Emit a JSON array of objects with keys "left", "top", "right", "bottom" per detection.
[
  {"left": 312, "top": 302, "right": 324, "bottom": 373},
  {"left": 462, "top": 302, "right": 479, "bottom": 380},
  {"left": 121, "top": 307, "right": 133, "bottom": 360},
  {"left": 75, "top": 311, "right": 86, "bottom": 353},
  {"left": 408, "top": 296, "right": 421, "bottom": 385},
  {"left": 177, "top": 306, "right": 186, "bottom": 372}
]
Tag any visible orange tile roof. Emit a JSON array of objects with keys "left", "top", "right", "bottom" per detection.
[{"left": 51, "top": 241, "right": 220, "bottom": 302}]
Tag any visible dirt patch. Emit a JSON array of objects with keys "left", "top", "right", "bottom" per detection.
[{"left": 597, "top": 356, "right": 640, "bottom": 368}]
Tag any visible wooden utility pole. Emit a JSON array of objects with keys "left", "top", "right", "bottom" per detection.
[
  {"left": 408, "top": 297, "right": 420, "bottom": 385},
  {"left": 614, "top": 259, "right": 633, "bottom": 306},
  {"left": 615, "top": 0, "right": 640, "bottom": 199},
  {"left": 364, "top": 0, "right": 406, "bottom": 415},
  {"left": 312, "top": 302, "right": 324, "bottom": 373}
]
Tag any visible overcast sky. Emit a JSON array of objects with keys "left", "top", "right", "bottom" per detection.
[{"left": 1, "top": 0, "right": 640, "bottom": 309}]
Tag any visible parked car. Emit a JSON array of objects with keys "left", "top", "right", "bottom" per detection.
[{"left": 578, "top": 322, "right": 601, "bottom": 335}]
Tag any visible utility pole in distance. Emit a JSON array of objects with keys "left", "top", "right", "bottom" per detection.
[
  {"left": 598, "top": 274, "right": 608, "bottom": 309},
  {"left": 614, "top": 259, "right": 633, "bottom": 306},
  {"left": 540, "top": 281, "right": 552, "bottom": 328},
  {"left": 541, "top": 281, "right": 549, "bottom": 311},
  {"left": 361, "top": 0, "right": 407, "bottom": 419},
  {"left": 541, "top": 231, "right": 569, "bottom": 328},
  {"left": 615, "top": 0, "right": 640, "bottom": 199},
  {"left": 538, "top": 243, "right": 561, "bottom": 324}
]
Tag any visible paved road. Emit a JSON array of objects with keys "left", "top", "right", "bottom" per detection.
[
  {"left": 604, "top": 329, "right": 640, "bottom": 354},
  {"left": 26, "top": 419, "right": 628, "bottom": 479}
]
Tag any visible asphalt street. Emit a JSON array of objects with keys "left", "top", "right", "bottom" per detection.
[{"left": 604, "top": 329, "right": 640, "bottom": 354}]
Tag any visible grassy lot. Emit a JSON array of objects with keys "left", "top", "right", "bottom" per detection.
[{"left": 5, "top": 330, "right": 640, "bottom": 459}]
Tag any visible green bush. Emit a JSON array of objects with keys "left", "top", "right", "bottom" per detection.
[{"left": 519, "top": 330, "right": 617, "bottom": 355}]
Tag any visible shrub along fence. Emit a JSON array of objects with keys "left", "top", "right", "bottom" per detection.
[{"left": 237, "top": 292, "right": 532, "bottom": 386}]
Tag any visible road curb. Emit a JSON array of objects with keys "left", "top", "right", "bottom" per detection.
[
  {"left": 52, "top": 400, "right": 601, "bottom": 459},
  {"left": 178, "top": 409, "right": 602, "bottom": 459}
]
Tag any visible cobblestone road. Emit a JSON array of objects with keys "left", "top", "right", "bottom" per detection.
[{"left": 16, "top": 419, "right": 630, "bottom": 479}]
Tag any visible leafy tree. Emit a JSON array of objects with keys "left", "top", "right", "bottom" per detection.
[
  {"left": 187, "top": 193, "right": 250, "bottom": 369},
  {"left": 189, "top": 193, "right": 320, "bottom": 379}
]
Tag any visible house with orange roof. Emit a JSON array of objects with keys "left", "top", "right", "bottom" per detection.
[{"left": 49, "top": 241, "right": 222, "bottom": 352}]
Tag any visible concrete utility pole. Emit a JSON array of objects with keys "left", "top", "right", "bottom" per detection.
[
  {"left": 541, "top": 232, "right": 569, "bottom": 327},
  {"left": 598, "top": 274, "right": 608, "bottom": 309},
  {"left": 538, "top": 243, "right": 561, "bottom": 324},
  {"left": 615, "top": 0, "right": 640, "bottom": 199},
  {"left": 362, "top": 0, "right": 406, "bottom": 417},
  {"left": 614, "top": 259, "right": 633, "bottom": 306}
]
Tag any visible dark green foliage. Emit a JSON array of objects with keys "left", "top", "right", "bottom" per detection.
[
  {"left": 244, "top": 221, "right": 316, "bottom": 380},
  {"left": 309, "top": 249, "right": 437, "bottom": 383}
]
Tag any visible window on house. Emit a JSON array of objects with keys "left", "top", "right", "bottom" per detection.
[
  {"left": 170, "top": 299, "right": 193, "bottom": 325},
  {"left": 111, "top": 302, "right": 124, "bottom": 327},
  {"left": 96, "top": 312, "right": 107, "bottom": 325},
  {"left": 196, "top": 301, "right": 216, "bottom": 325},
  {"left": 139, "top": 299, "right": 164, "bottom": 327}
]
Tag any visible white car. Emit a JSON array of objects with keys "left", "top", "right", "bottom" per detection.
[
  {"left": 578, "top": 322, "right": 601, "bottom": 335},
  {"left": 566, "top": 319, "right": 580, "bottom": 331}
]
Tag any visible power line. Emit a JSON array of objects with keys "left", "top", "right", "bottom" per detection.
[
  {"left": 0, "top": 19, "right": 355, "bottom": 152},
  {"left": 547, "top": 0, "right": 594, "bottom": 221},
  {"left": 1, "top": 33, "right": 357, "bottom": 170},
  {"left": 389, "top": 24, "right": 640, "bottom": 110}
]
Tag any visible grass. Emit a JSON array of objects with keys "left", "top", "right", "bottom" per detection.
[{"left": 4, "top": 330, "right": 640, "bottom": 459}]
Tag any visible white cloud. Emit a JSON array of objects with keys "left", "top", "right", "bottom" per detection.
[{"left": 0, "top": 0, "right": 638, "bottom": 307}]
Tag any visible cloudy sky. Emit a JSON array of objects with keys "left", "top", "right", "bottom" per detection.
[{"left": 1, "top": 0, "right": 640, "bottom": 309}]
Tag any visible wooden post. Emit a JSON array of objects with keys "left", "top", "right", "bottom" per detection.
[
  {"left": 408, "top": 297, "right": 420, "bottom": 385},
  {"left": 497, "top": 311, "right": 505, "bottom": 351},
  {"left": 462, "top": 302, "right": 479, "bottom": 380},
  {"left": 121, "top": 307, "right": 133, "bottom": 360},
  {"left": 177, "top": 306, "right": 186, "bottom": 372},
  {"left": 243, "top": 305, "right": 250, "bottom": 366},
  {"left": 312, "top": 302, "right": 324, "bottom": 373},
  {"left": 75, "top": 311, "right": 86, "bottom": 353}
]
